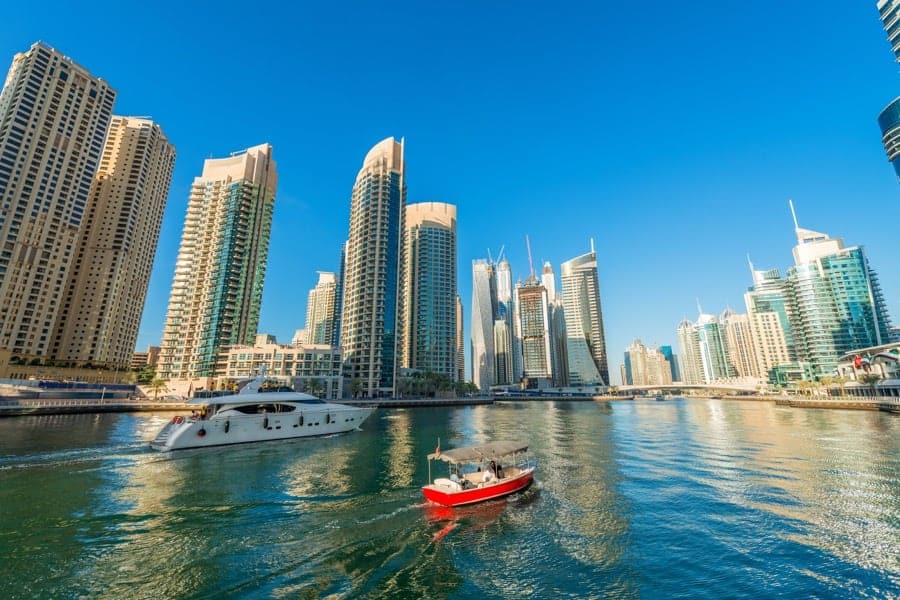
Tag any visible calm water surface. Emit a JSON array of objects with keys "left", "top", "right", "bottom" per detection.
[{"left": 1, "top": 399, "right": 898, "bottom": 598}]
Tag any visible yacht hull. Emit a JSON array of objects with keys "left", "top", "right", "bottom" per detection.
[{"left": 151, "top": 406, "right": 374, "bottom": 451}]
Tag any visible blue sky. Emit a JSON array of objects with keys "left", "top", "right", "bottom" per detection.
[{"left": 2, "top": 1, "right": 898, "bottom": 384}]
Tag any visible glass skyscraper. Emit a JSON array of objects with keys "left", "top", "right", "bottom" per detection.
[
  {"left": 744, "top": 266, "right": 796, "bottom": 379},
  {"left": 397, "top": 201, "right": 457, "bottom": 379},
  {"left": 878, "top": 0, "right": 900, "bottom": 61},
  {"left": 159, "top": 143, "right": 277, "bottom": 379},
  {"left": 878, "top": 98, "right": 900, "bottom": 178},
  {"left": 786, "top": 218, "right": 892, "bottom": 378},
  {"left": 340, "top": 137, "right": 405, "bottom": 397},
  {"left": 304, "top": 272, "right": 339, "bottom": 345},
  {"left": 470, "top": 259, "right": 496, "bottom": 391},
  {"left": 560, "top": 245, "right": 609, "bottom": 386},
  {"left": 877, "top": 2, "right": 900, "bottom": 179},
  {"left": 514, "top": 279, "right": 553, "bottom": 384}
]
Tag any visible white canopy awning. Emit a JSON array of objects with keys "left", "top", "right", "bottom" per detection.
[{"left": 428, "top": 440, "right": 529, "bottom": 463}]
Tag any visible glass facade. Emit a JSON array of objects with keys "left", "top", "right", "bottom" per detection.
[
  {"left": 398, "top": 202, "right": 457, "bottom": 380},
  {"left": 879, "top": 0, "right": 900, "bottom": 62},
  {"left": 560, "top": 249, "right": 609, "bottom": 386},
  {"left": 878, "top": 97, "right": 900, "bottom": 178},
  {"left": 159, "top": 144, "right": 276, "bottom": 380},
  {"left": 787, "top": 238, "right": 892, "bottom": 379},
  {"left": 470, "top": 260, "right": 497, "bottom": 391},
  {"left": 340, "top": 138, "right": 406, "bottom": 397}
]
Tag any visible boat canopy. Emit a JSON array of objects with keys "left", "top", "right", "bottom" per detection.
[{"left": 428, "top": 440, "right": 529, "bottom": 463}]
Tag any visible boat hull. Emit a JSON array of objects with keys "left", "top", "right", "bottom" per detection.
[
  {"left": 151, "top": 406, "right": 374, "bottom": 451},
  {"left": 422, "top": 468, "right": 534, "bottom": 507}
]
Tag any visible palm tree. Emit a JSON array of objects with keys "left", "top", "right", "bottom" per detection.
[{"left": 149, "top": 378, "right": 168, "bottom": 400}]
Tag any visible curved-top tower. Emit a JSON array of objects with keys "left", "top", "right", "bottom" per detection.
[
  {"left": 341, "top": 137, "right": 406, "bottom": 397},
  {"left": 878, "top": 98, "right": 900, "bottom": 179}
]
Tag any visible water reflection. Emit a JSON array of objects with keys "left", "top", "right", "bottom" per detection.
[{"left": 0, "top": 402, "right": 897, "bottom": 598}]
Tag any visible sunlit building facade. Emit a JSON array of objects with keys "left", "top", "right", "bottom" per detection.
[
  {"left": 514, "top": 279, "right": 553, "bottom": 384},
  {"left": 52, "top": 117, "right": 174, "bottom": 369},
  {"left": 786, "top": 219, "right": 891, "bottom": 379},
  {"left": 455, "top": 294, "right": 465, "bottom": 382},
  {"left": 720, "top": 309, "right": 759, "bottom": 379},
  {"left": 159, "top": 143, "right": 277, "bottom": 379},
  {"left": 744, "top": 266, "right": 797, "bottom": 379},
  {"left": 304, "top": 272, "right": 339, "bottom": 346},
  {"left": 676, "top": 318, "right": 703, "bottom": 385},
  {"left": 0, "top": 42, "right": 117, "bottom": 359},
  {"left": 218, "top": 337, "right": 343, "bottom": 400},
  {"left": 397, "top": 201, "right": 457, "bottom": 379},
  {"left": 624, "top": 339, "right": 673, "bottom": 386},
  {"left": 340, "top": 137, "right": 405, "bottom": 397},
  {"left": 560, "top": 246, "right": 609, "bottom": 386},
  {"left": 471, "top": 259, "right": 496, "bottom": 391}
]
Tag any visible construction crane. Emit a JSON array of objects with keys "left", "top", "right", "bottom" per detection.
[{"left": 525, "top": 235, "right": 535, "bottom": 279}]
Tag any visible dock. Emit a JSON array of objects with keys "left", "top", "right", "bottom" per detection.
[
  {"left": 775, "top": 397, "right": 900, "bottom": 414},
  {"left": 0, "top": 398, "right": 193, "bottom": 417}
]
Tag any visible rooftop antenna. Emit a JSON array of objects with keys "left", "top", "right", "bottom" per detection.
[
  {"left": 590, "top": 237, "right": 595, "bottom": 253},
  {"left": 525, "top": 235, "right": 535, "bottom": 279},
  {"left": 747, "top": 253, "right": 754, "bottom": 273},
  {"left": 486, "top": 247, "right": 493, "bottom": 265},
  {"left": 789, "top": 198, "right": 799, "bottom": 230},
  {"left": 496, "top": 244, "right": 505, "bottom": 264},
  {"left": 696, "top": 297, "right": 703, "bottom": 316}
]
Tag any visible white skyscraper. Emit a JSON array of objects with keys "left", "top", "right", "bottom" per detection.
[
  {"left": 471, "top": 259, "right": 496, "bottom": 391},
  {"left": 560, "top": 244, "right": 609, "bottom": 386},
  {"left": 304, "top": 272, "right": 338, "bottom": 346}
]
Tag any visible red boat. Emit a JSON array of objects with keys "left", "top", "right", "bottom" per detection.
[{"left": 422, "top": 440, "right": 536, "bottom": 507}]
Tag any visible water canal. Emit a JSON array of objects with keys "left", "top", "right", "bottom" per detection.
[{"left": 1, "top": 398, "right": 897, "bottom": 598}]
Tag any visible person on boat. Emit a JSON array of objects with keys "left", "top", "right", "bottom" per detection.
[
  {"left": 482, "top": 467, "right": 495, "bottom": 483},
  {"left": 495, "top": 463, "right": 504, "bottom": 479}
]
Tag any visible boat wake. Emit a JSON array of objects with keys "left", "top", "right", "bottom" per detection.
[{"left": 0, "top": 442, "right": 152, "bottom": 471}]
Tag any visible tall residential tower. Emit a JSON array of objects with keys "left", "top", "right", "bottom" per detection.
[
  {"left": 340, "top": 138, "right": 405, "bottom": 397},
  {"left": 52, "top": 117, "right": 175, "bottom": 368},
  {"left": 0, "top": 42, "right": 116, "bottom": 358},
  {"left": 304, "top": 272, "right": 339, "bottom": 345},
  {"left": 397, "top": 201, "right": 457, "bottom": 379},
  {"left": 159, "top": 143, "right": 277, "bottom": 380}
]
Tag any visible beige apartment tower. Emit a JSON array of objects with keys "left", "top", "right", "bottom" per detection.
[
  {"left": 51, "top": 117, "right": 175, "bottom": 368},
  {"left": 0, "top": 42, "right": 116, "bottom": 359},
  {"left": 159, "top": 144, "right": 277, "bottom": 380},
  {"left": 397, "top": 201, "right": 457, "bottom": 379},
  {"left": 304, "top": 272, "right": 338, "bottom": 345}
]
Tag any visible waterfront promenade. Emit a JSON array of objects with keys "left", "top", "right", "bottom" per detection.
[{"left": 2, "top": 392, "right": 899, "bottom": 417}]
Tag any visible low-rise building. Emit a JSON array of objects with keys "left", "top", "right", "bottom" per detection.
[{"left": 217, "top": 338, "right": 343, "bottom": 400}]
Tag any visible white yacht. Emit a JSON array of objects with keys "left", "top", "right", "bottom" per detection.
[{"left": 150, "top": 375, "right": 374, "bottom": 451}]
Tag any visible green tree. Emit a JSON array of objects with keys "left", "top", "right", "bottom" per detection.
[
  {"left": 859, "top": 373, "right": 881, "bottom": 398},
  {"left": 136, "top": 365, "right": 156, "bottom": 385}
]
